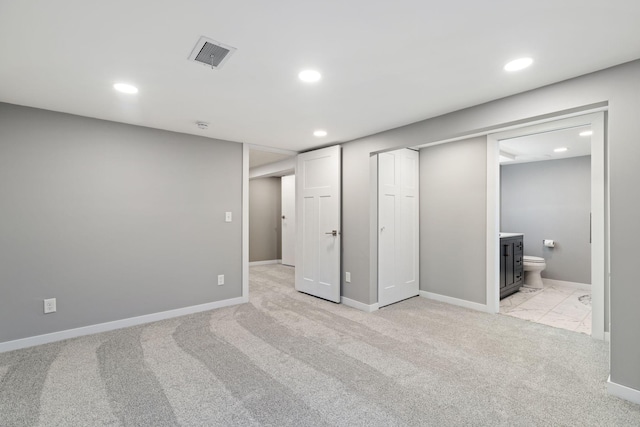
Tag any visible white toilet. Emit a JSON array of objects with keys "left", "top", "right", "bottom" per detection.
[{"left": 523, "top": 256, "right": 546, "bottom": 288}]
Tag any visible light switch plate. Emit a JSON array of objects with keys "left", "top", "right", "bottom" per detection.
[
  {"left": 345, "top": 272, "right": 351, "bottom": 283},
  {"left": 44, "top": 298, "right": 56, "bottom": 314},
  {"left": 225, "top": 212, "right": 232, "bottom": 222}
]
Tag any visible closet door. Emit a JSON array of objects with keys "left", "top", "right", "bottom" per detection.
[{"left": 378, "top": 148, "right": 419, "bottom": 308}]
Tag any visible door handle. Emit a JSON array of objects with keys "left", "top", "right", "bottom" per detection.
[
  {"left": 325, "top": 230, "right": 339, "bottom": 236},
  {"left": 282, "top": 215, "right": 286, "bottom": 219}
]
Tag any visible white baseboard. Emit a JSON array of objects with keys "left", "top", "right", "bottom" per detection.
[
  {"left": 542, "top": 278, "right": 591, "bottom": 291},
  {"left": 608, "top": 376, "right": 640, "bottom": 405},
  {"left": 341, "top": 296, "right": 379, "bottom": 313},
  {"left": 249, "top": 259, "right": 282, "bottom": 266},
  {"left": 419, "top": 291, "right": 491, "bottom": 313},
  {"left": 0, "top": 296, "right": 248, "bottom": 354}
]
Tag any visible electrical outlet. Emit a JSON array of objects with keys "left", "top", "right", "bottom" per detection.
[
  {"left": 218, "top": 274, "right": 225, "bottom": 285},
  {"left": 225, "top": 212, "right": 232, "bottom": 222},
  {"left": 345, "top": 272, "right": 351, "bottom": 283},
  {"left": 44, "top": 298, "right": 56, "bottom": 314}
]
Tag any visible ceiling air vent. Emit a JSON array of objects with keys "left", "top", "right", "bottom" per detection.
[{"left": 188, "top": 36, "right": 236, "bottom": 70}]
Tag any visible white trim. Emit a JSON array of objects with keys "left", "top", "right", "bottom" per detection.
[
  {"left": 242, "top": 144, "right": 250, "bottom": 301},
  {"left": 0, "top": 296, "right": 247, "bottom": 354},
  {"left": 590, "top": 112, "right": 606, "bottom": 341},
  {"left": 486, "top": 135, "right": 500, "bottom": 314},
  {"left": 411, "top": 104, "right": 608, "bottom": 151},
  {"left": 245, "top": 143, "right": 298, "bottom": 157},
  {"left": 604, "top": 331, "right": 610, "bottom": 342},
  {"left": 249, "top": 157, "right": 296, "bottom": 179},
  {"left": 486, "top": 112, "right": 608, "bottom": 341},
  {"left": 542, "top": 278, "right": 591, "bottom": 291},
  {"left": 419, "top": 291, "right": 491, "bottom": 313},
  {"left": 607, "top": 376, "right": 640, "bottom": 405},
  {"left": 249, "top": 259, "right": 282, "bottom": 266},
  {"left": 369, "top": 154, "right": 379, "bottom": 308},
  {"left": 341, "top": 296, "right": 379, "bottom": 312}
]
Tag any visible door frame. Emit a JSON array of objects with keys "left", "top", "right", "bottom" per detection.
[
  {"left": 281, "top": 174, "right": 296, "bottom": 266},
  {"left": 486, "top": 111, "right": 608, "bottom": 340},
  {"left": 242, "top": 144, "right": 249, "bottom": 301}
]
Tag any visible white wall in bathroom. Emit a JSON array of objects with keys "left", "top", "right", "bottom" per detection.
[{"left": 501, "top": 156, "right": 591, "bottom": 284}]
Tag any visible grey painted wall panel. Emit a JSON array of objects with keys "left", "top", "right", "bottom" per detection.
[
  {"left": 249, "top": 177, "right": 282, "bottom": 262},
  {"left": 0, "top": 103, "right": 242, "bottom": 343},
  {"left": 420, "top": 137, "right": 487, "bottom": 304},
  {"left": 339, "top": 60, "right": 640, "bottom": 390},
  {"left": 501, "top": 157, "right": 591, "bottom": 284},
  {"left": 608, "top": 74, "right": 640, "bottom": 391}
]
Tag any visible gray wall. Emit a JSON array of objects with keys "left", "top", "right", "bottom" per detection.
[
  {"left": 501, "top": 156, "right": 591, "bottom": 284},
  {"left": 0, "top": 103, "right": 243, "bottom": 343},
  {"left": 420, "top": 137, "right": 487, "bottom": 304},
  {"left": 339, "top": 59, "right": 640, "bottom": 391},
  {"left": 249, "top": 177, "right": 282, "bottom": 262}
]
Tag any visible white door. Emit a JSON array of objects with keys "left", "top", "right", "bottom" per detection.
[
  {"left": 295, "top": 145, "right": 341, "bottom": 303},
  {"left": 378, "top": 148, "right": 419, "bottom": 307},
  {"left": 281, "top": 175, "right": 296, "bottom": 266}
]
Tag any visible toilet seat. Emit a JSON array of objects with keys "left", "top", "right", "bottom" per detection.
[{"left": 523, "top": 255, "right": 545, "bottom": 263}]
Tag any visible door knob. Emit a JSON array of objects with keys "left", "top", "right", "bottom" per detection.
[
  {"left": 282, "top": 215, "right": 286, "bottom": 219},
  {"left": 325, "top": 230, "right": 339, "bottom": 236}
]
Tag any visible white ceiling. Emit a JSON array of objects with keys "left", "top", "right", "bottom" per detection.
[
  {"left": 500, "top": 125, "right": 592, "bottom": 164},
  {"left": 1, "top": 1, "right": 639, "bottom": 153}
]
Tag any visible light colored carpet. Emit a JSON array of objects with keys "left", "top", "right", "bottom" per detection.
[{"left": 1, "top": 264, "right": 639, "bottom": 426}]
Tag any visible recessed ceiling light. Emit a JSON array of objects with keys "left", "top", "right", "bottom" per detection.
[
  {"left": 554, "top": 147, "right": 568, "bottom": 153},
  {"left": 313, "top": 130, "right": 327, "bottom": 137},
  {"left": 299, "top": 70, "right": 321, "bottom": 83},
  {"left": 579, "top": 130, "right": 593, "bottom": 137},
  {"left": 113, "top": 83, "right": 138, "bottom": 94},
  {"left": 504, "top": 57, "right": 533, "bottom": 72}
]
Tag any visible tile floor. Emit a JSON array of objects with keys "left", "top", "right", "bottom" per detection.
[{"left": 500, "top": 281, "right": 592, "bottom": 335}]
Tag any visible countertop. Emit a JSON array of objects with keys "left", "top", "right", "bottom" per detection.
[{"left": 499, "top": 232, "right": 524, "bottom": 238}]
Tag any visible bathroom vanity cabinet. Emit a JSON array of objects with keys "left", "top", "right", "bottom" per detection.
[{"left": 500, "top": 235, "right": 524, "bottom": 299}]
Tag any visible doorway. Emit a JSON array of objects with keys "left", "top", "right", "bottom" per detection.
[
  {"left": 486, "top": 112, "right": 607, "bottom": 340},
  {"left": 499, "top": 125, "right": 593, "bottom": 334},
  {"left": 244, "top": 145, "right": 342, "bottom": 305},
  {"left": 243, "top": 145, "right": 296, "bottom": 300}
]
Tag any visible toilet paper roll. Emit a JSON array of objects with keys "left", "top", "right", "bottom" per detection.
[{"left": 543, "top": 239, "right": 555, "bottom": 248}]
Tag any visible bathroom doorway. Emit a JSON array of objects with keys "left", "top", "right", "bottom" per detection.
[
  {"left": 499, "top": 126, "right": 593, "bottom": 334},
  {"left": 486, "top": 112, "right": 608, "bottom": 340}
]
